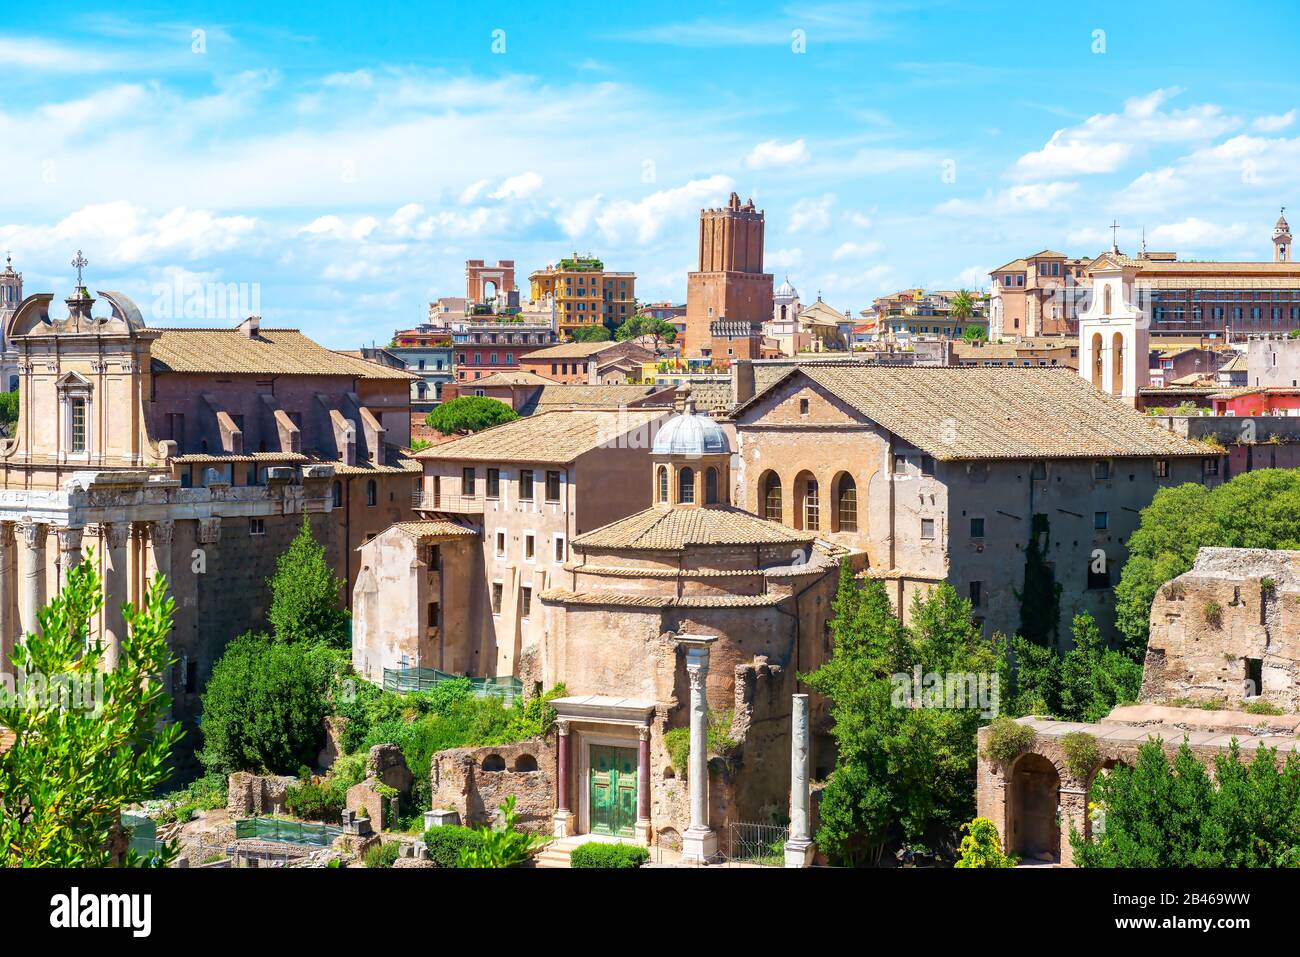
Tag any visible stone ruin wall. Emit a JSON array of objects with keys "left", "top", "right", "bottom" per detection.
[{"left": 428, "top": 737, "right": 555, "bottom": 832}]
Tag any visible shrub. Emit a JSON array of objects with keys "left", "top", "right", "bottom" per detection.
[
  {"left": 953, "top": 817, "right": 1018, "bottom": 868},
  {"left": 0, "top": 390, "right": 17, "bottom": 425},
  {"left": 364, "top": 841, "right": 402, "bottom": 869},
  {"left": 1060, "top": 731, "right": 1101, "bottom": 780},
  {"left": 1246, "top": 700, "right": 1284, "bottom": 716},
  {"left": 155, "top": 772, "right": 229, "bottom": 825},
  {"left": 982, "top": 717, "right": 1036, "bottom": 767},
  {"left": 199, "top": 633, "right": 332, "bottom": 776},
  {"left": 422, "top": 824, "right": 482, "bottom": 868},
  {"left": 663, "top": 709, "right": 738, "bottom": 776},
  {"left": 456, "top": 796, "right": 549, "bottom": 867},
  {"left": 425, "top": 396, "right": 519, "bottom": 435},
  {"left": 267, "top": 516, "right": 350, "bottom": 647},
  {"left": 284, "top": 779, "right": 346, "bottom": 824},
  {"left": 569, "top": 842, "right": 649, "bottom": 868},
  {"left": 1203, "top": 600, "right": 1223, "bottom": 628}
]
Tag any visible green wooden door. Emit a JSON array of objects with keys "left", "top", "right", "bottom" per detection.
[{"left": 589, "top": 745, "right": 638, "bottom": 837}]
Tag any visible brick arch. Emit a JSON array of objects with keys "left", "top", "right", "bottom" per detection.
[
  {"left": 829, "top": 470, "right": 859, "bottom": 533},
  {"left": 792, "top": 469, "right": 820, "bottom": 531},
  {"left": 1006, "top": 751, "right": 1062, "bottom": 863},
  {"left": 755, "top": 468, "right": 784, "bottom": 524}
]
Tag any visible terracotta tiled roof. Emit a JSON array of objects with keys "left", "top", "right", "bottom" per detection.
[
  {"left": 152, "top": 328, "right": 416, "bottom": 379},
  {"left": 573, "top": 505, "right": 817, "bottom": 550},
  {"left": 522, "top": 340, "right": 621, "bottom": 360},
  {"left": 413, "top": 408, "right": 669, "bottom": 464},
  {"left": 686, "top": 382, "right": 734, "bottom": 414},
  {"left": 538, "top": 589, "right": 791, "bottom": 608},
  {"left": 737, "top": 366, "right": 1212, "bottom": 460},
  {"left": 469, "top": 371, "right": 556, "bottom": 387},
  {"left": 531, "top": 384, "right": 676, "bottom": 410},
  {"left": 391, "top": 519, "right": 479, "bottom": 539}
]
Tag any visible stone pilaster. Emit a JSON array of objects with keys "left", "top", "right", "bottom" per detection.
[
  {"left": 17, "top": 520, "right": 47, "bottom": 642},
  {"left": 784, "top": 693, "right": 815, "bottom": 867},
  {"left": 680, "top": 637, "right": 718, "bottom": 863},
  {"left": 0, "top": 523, "right": 15, "bottom": 678}
]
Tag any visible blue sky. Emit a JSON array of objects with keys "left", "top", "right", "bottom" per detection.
[{"left": 2, "top": 1, "right": 1298, "bottom": 346}]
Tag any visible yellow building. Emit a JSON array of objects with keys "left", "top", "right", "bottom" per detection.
[{"left": 529, "top": 254, "right": 636, "bottom": 339}]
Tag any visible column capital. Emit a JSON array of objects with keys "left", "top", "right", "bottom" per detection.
[
  {"left": 555, "top": 719, "right": 570, "bottom": 737},
  {"left": 56, "top": 526, "right": 84, "bottom": 551},
  {"left": 0, "top": 521, "right": 14, "bottom": 547},
  {"left": 148, "top": 519, "right": 176, "bottom": 548},
  {"left": 637, "top": 724, "right": 651, "bottom": 741},
  {"left": 91, "top": 523, "right": 130, "bottom": 549},
  {"left": 197, "top": 517, "right": 222, "bottom": 544},
  {"left": 18, "top": 520, "right": 47, "bottom": 550}
]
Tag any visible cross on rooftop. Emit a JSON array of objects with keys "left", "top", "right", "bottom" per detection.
[
  {"left": 1109, "top": 221, "right": 1121, "bottom": 252},
  {"left": 71, "top": 249, "right": 88, "bottom": 287}
]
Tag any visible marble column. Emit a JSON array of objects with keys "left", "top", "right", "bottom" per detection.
[
  {"left": 56, "top": 526, "right": 84, "bottom": 593},
  {"left": 17, "top": 520, "right": 47, "bottom": 642},
  {"left": 553, "top": 720, "right": 572, "bottom": 837},
  {"left": 635, "top": 724, "right": 651, "bottom": 845},
  {"left": 784, "top": 693, "right": 816, "bottom": 867},
  {"left": 147, "top": 519, "right": 175, "bottom": 591},
  {"left": 680, "top": 637, "right": 718, "bottom": 863},
  {"left": 0, "top": 523, "right": 15, "bottom": 679},
  {"left": 97, "top": 523, "right": 130, "bottom": 670}
]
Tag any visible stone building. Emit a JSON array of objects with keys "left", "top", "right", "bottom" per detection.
[
  {"left": 684, "top": 193, "right": 773, "bottom": 361},
  {"left": 728, "top": 364, "right": 1220, "bottom": 644},
  {"left": 528, "top": 255, "right": 636, "bottom": 340},
  {"left": 976, "top": 545, "right": 1300, "bottom": 866},
  {"left": 0, "top": 278, "right": 417, "bottom": 732},
  {"left": 518, "top": 339, "right": 655, "bottom": 385}
]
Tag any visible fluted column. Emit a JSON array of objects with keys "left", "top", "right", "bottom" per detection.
[
  {"left": 56, "top": 526, "right": 83, "bottom": 592},
  {"left": 784, "top": 693, "right": 815, "bottom": 867},
  {"left": 0, "top": 523, "right": 15, "bottom": 678},
  {"left": 147, "top": 519, "right": 174, "bottom": 590},
  {"left": 680, "top": 637, "right": 718, "bottom": 863},
  {"left": 553, "top": 719, "right": 572, "bottom": 838},
  {"left": 17, "top": 520, "right": 47, "bottom": 641},
  {"left": 96, "top": 523, "right": 129, "bottom": 669}
]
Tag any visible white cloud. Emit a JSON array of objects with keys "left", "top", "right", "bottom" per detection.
[
  {"left": 937, "top": 181, "right": 1079, "bottom": 217},
  {"left": 746, "top": 138, "right": 810, "bottom": 169},
  {"left": 490, "top": 171, "right": 544, "bottom": 200},
  {"left": 787, "top": 194, "right": 836, "bottom": 234},
  {"left": 1148, "top": 217, "right": 1250, "bottom": 249},
  {"left": 578, "top": 175, "right": 734, "bottom": 245},
  {"left": 768, "top": 247, "right": 803, "bottom": 270},
  {"left": 1253, "top": 110, "right": 1296, "bottom": 133},
  {"left": 831, "top": 240, "right": 882, "bottom": 262}
]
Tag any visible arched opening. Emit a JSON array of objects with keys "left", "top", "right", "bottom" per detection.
[
  {"left": 793, "top": 471, "right": 819, "bottom": 531},
  {"left": 512, "top": 754, "right": 538, "bottom": 773},
  {"left": 657, "top": 465, "right": 669, "bottom": 504},
  {"left": 761, "top": 471, "right": 782, "bottom": 523},
  {"left": 332, "top": 481, "right": 343, "bottom": 509},
  {"left": 1102, "top": 284, "right": 1113, "bottom": 315},
  {"left": 481, "top": 754, "right": 506, "bottom": 772},
  {"left": 705, "top": 467, "right": 719, "bottom": 504},
  {"left": 656, "top": 826, "right": 682, "bottom": 851},
  {"left": 366, "top": 479, "right": 378, "bottom": 507},
  {"left": 780, "top": 304, "right": 788, "bottom": 322},
  {"left": 1090, "top": 332, "right": 1103, "bottom": 389},
  {"left": 1008, "top": 754, "right": 1061, "bottom": 863},
  {"left": 678, "top": 466, "right": 695, "bottom": 505},
  {"left": 1111, "top": 331, "right": 1124, "bottom": 395},
  {"left": 833, "top": 472, "right": 857, "bottom": 533}
]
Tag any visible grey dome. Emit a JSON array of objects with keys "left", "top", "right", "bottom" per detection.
[{"left": 653, "top": 405, "right": 730, "bottom": 456}]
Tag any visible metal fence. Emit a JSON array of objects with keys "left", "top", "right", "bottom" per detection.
[
  {"left": 121, "top": 813, "right": 166, "bottom": 862},
  {"left": 381, "top": 667, "right": 522, "bottom": 704},
  {"left": 724, "top": 822, "right": 790, "bottom": 867},
  {"left": 234, "top": 817, "right": 343, "bottom": 847}
]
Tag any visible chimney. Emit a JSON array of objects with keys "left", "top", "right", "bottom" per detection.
[
  {"left": 732, "top": 358, "right": 755, "bottom": 406},
  {"left": 238, "top": 315, "right": 261, "bottom": 338}
]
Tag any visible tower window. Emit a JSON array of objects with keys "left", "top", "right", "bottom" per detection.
[
  {"left": 706, "top": 467, "right": 719, "bottom": 504},
  {"left": 678, "top": 467, "right": 695, "bottom": 504},
  {"left": 70, "top": 397, "right": 86, "bottom": 453},
  {"left": 763, "top": 473, "right": 782, "bottom": 521},
  {"left": 658, "top": 466, "right": 669, "bottom": 503}
]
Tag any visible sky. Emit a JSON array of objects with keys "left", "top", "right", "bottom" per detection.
[{"left": 1, "top": 0, "right": 1299, "bottom": 347}]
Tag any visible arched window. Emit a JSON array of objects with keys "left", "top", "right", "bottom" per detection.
[
  {"left": 763, "top": 473, "right": 782, "bottom": 522},
  {"left": 803, "top": 479, "right": 820, "bottom": 530},
  {"left": 332, "top": 481, "right": 343, "bottom": 509},
  {"left": 678, "top": 467, "right": 695, "bottom": 504},
  {"left": 657, "top": 465, "right": 669, "bottom": 504},
  {"left": 366, "top": 479, "right": 377, "bottom": 507},
  {"left": 836, "top": 475, "right": 857, "bottom": 532},
  {"left": 1102, "top": 284, "right": 1113, "bottom": 315},
  {"left": 706, "top": 467, "right": 719, "bottom": 504}
]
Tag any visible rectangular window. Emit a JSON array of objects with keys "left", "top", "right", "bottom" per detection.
[
  {"left": 1205, "top": 458, "right": 1220, "bottom": 477},
  {"left": 462, "top": 467, "right": 476, "bottom": 496},
  {"left": 921, "top": 455, "right": 935, "bottom": 477},
  {"left": 969, "top": 581, "right": 982, "bottom": 608},
  {"left": 1155, "top": 459, "right": 1169, "bottom": 478},
  {"left": 491, "top": 582, "right": 503, "bottom": 615},
  {"left": 249, "top": 518, "right": 265, "bottom": 536},
  {"left": 893, "top": 454, "right": 907, "bottom": 475},
  {"left": 521, "top": 586, "right": 532, "bottom": 619},
  {"left": 1093, "top": 460, "right": 1110, "bottom": 481},
  {"left": 921, "top": 518, "right": 935, "bottom": 540},
  {"left": 1094, "top": 511, "right": 1109, "bottom": 530},
  {"left": 519, "top": 469, "right": 534, "bottom": 501},
  {"left": 495, "top": 530, "right": 506, "bottom": 559},
  {"left": 545, "top": 470, "right": 561, "bottom": 502},
  {"left": 486, "top": 467, "right": 500, "bottom": 499},
  {"left": 1245, "top": 657, "right": 1263, "bottom": 697},
  {"left": 554, "top": 534, "right": 566, "bottom": 563},
  {"left": 427, "top": 602, "right": 440, "bottom": 629},
  {"left": 70, "top": 397, "right": 87, "bottom": 453},
  {"left": 524, "top": 533, "right": 535, "bottom": 561},
  {"left": 799, "top": 397, "right": 810, "bottom": 415},
  {"left": 970, "top": 517, "right": 985, "bottom": 538}
]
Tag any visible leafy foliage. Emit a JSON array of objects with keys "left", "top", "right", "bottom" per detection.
[
  {"left": 1115, "top": 470, "right": 1300, "bottom": 656},
  {"left": 981, "top": 717, "right": 1036, "bottom": 767},
  {"left": 284, "top": 777, "right": 347, "bottom": 823},
  {"left": 1007, "top": 613, "right": 1142, "bottom": 721},
  {"left": 954, "top": 817, "right": 1018, "bottom": 868},
  {"left": 455, "top": 795, "right": 549, "bottom": 867},
  {"left": 1016, "top": 513, "right": 1062, "bottom": 647},
  {"left": 364, "top": 840, "right": 403, "bottom": 868},
  {"left": 424, "top": 395, "right": 520, "bottom": 435},
  {"left": 1073, "top": 738, "right": 1300, "bottom": 867},
  {"left": 267, "top": 516, "right": 349, "bottom": 647},
  {"left": 0, "top": 389, "right": 17, "bottom": 425},
  {"left": 960, "top": 324, "right": 987, "bottom": 341},
  {"left": 1061, "top": 731, "right": 1101, "bottom": 780},
  {"left": 615, "top": 313, "right": 677, "bottom": 346},
  {"left": 198, "top": 633, "right": 332, "bottom": 776},
  {"left": 663, "top": 709, "right": 738, "bottom": 776},
  {"left": 571, "top": 323, "right": 612, "bottom": 342},
  {"left": 422, "top": 824, "right": 483, "bottom": 867},
  {"left": 154, "top": 771, "right": 229, "bottom": 825},
  {"left": 570, "top": 842, "right": 649, "bottom": 868},
  {"left": 802, "top": 562, "right": 1006, "bottom": 865},
  {"left": 0, "top": 557, "right": 181, "bottom": 867}
]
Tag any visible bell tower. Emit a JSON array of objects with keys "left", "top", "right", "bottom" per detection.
[
  {"left": 1077, "top": 251, "right": 1149, "bottom": 406},
  {"left": 1274, "top": 208, "right": 1292, "bottom": 263}
]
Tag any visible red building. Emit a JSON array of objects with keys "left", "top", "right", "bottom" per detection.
[{"left": 1211, "top": 386, "right": 1300, "bottom": 416}]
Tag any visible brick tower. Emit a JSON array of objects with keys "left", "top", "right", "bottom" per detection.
[{"left": 684, "top": 193, "right": 773, "bottom": 361}]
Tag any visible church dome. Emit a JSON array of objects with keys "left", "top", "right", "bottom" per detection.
[
  {"left": 652, "top": 395, "right": 730, "bottom": 456},
  {"left": 775, "top": 276, "right": 799, "bottom": 303}
]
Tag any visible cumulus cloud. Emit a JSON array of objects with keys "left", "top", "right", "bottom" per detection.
[
  {"left": 787, "top": 194, "right": 836, "bottom": 234},
  {"left": 562, "top": 175, "right": 734, "bottom": 245},
  {"left": 831, "top": 240, "right": 882, "bottom": 261},
  {"left": 490, "top": 171, "right": 543, "bottom": 200},
  {"left": 745, "top": 138, "right": 810, "bottom": 169},
  {"left": 937, "top": 181, "right": 1079, "bottom": 217},
  {"left": 1253, "top": 110, "right": 1296, "bottom": 133}
]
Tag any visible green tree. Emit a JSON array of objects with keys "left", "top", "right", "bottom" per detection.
[
  {"left": 267, "top": 516, "right": 349, "bottom": 647},
  {"left": 571, "top": 323, "right": 612, "bottom": 343},
  {"left": 0, "top": 390, "right": 18, "bottom": 426},
  {"left": 1016, "top": 513, "right": 1062, "bottom": 647},
  {"left": 0, "top": 556, "right": 181, "bottom": 867},
  {"left": 954, "top": 817, "right": 1018, "bottom": 867},
  {"left": 950, "top": 289, "right": 975, "bottom": 322},
  {"left": 198, "top": 633, "right": 332, "bottom": 775},
  {"left": 616, "top": 313, "right": 677, "bottom": 347},
  {"left": 424, "top": 395, "right": 519, "bottom": 435},
  {"left": 1008, "top": 613, "right": 1141, "bottom": 721},
  {"left": 960, "top": 324, "right": 987, "bottom": 341},
  {"left": 803, "top": 563, "right": 1006, "bottom": 864},
  {"left": 1115, "top": 470, "right": 1300, "bottom": 656},
  {"left": 456, "top": 795, "right": 550, "bottom": 867}
]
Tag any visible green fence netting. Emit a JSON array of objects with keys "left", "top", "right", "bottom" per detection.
[
  {"left": 234, "top": 817, "right": 343, "bottom": 847},
  {"left": 121, "top": 813, "right": 164, "bottom": 860},
  {"left": 381, "top": 667, "right": 522, "bottom": 703}
]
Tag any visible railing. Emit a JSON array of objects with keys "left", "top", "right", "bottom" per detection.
[
  {"left": 412, "top": 491, "right": 484, "bottom": 513},
  {"left": 724, "top": 822, "right": 789, "bottom": 867},
  {"left": 234, "top": 817, "right": 343, "bottom": 847},
  {"left": 381, "top": 667, "right": 522, "bottom": 705}
]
